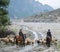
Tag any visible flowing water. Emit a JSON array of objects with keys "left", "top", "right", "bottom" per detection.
[
  {"left": 0, "top": 25, "right": 45, "bottom": 52},
  {"left": 17, "top": 25, "right": 44, "bottom": 52}
]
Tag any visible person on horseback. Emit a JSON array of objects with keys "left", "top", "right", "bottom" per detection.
[
  {"left": 19, "top": 29, "right": 26, "bottom": 46},
  {"left": 46, "top": 29, "right": 52, "bottom": 47},
  {"left": 19, "top": 29, "right": 24, "bottom": 38}
]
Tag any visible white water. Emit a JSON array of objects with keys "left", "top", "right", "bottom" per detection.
[
  {"left": 1, "top": 25, "right": 44, "bottom": 52},
  {"left": 17, "top": 25, "right": 44, "bottom": 52},
  {"left": 21, "top": 25, "right": 38, "bottom": 40}
]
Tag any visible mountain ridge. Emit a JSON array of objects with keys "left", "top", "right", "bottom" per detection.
[
  {"left": 8, "top": 0, "right": 53, "bottom": 19},
  {"left": 23, "top": 8, "right": 60, "bottom": 22}
]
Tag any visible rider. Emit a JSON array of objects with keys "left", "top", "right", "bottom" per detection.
[
  {"left": 19, "top": 29, "right": 26, "bottom": 45},
  {"left": 46, "top": 29, "right": 52, "bottom": 47},
  {"left": 19, "top": 29, "right": 24, "bottom": 37}
]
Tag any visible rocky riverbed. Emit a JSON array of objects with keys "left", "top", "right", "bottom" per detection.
[{"left": 0, "top": 22, "right": 60, "bottom": 52}]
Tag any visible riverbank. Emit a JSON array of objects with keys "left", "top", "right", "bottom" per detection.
[{"left": 0, "top": 22, "right": 59, "bottom": 52}]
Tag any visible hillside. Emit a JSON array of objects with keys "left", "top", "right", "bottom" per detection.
[
  {"left": 8, "top": 0, "right": 53, "bottom": 18},
  {"left": 23, "top": 8, "right": 60, "bottom": 22}
]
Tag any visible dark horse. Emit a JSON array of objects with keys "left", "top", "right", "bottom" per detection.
[
  {"left": 14, "top": 35, "right": 25, "bottom": 46},
  {"left": 46, "top": 36, "right": 52, "bottom": 47}
]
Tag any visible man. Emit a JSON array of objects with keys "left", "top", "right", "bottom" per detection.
[
  {"left": 19, "top": 29, "right": 26, "bottom": 46},
  {"left": 19, "top": 29, "right": 24, "bottom": 38},
  {"left": 46, "top": 29, "right": 52, "bottom": 47}
]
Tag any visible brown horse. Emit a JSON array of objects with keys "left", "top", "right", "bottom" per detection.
[
  {"left": 14, "top": 35, "right": 25, "bottom": 46},
  {"left": 46, "top": 36, "right": 52, "bottom": 47}
]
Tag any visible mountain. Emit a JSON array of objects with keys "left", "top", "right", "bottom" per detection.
[
  {"left": 8, "top": 0, "right": 53, "bottom": 19},
  {"left": 23, "top": 8, "right": 60, "bottom": 22}
]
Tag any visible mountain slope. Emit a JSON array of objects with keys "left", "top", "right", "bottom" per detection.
[
  {"left": 23, "top": 8, "right": 60, "bottom": 22},
  {"left": 8, "top": 0, "right": 53, "bottom": 18}
]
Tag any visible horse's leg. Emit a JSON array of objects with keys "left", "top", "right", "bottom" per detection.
[
  {"left": 48, "top": 42, "right": 50, "bottom": 47},
  {"left": 48, "top": 38, "right": 51, "bottom": 47},
  {"left": 47, "top": 40, "right": 51, "bottom": 47},
  {"left": 22, "top": 40, "right": 25, "bottom": 47},
  {"left": 17, "top": 41, "right": 20, "bottom": 48},
  {"left": 23, "top": 41, "right": 25, "bottom": 47},
  {"left": 15, "top": 39, "right": 18, "bottom": 45}
]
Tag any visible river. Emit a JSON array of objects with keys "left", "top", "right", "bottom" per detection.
[{"left": 0, "top": 25, "right": 45, "bottom": 52}]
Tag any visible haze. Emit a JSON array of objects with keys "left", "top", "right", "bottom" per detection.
[{"left": 35, "top": 0, "right": 60, "bottom": 9}]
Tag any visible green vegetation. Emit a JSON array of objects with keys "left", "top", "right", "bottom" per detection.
[
  {"left": 0, "top": 0, "right": 10, "bottom": 27},
  {"left": 0, "top": 0, "right": 10, "bottom": 37},
  {"left": 0, "top": 0, "right": 10, "bottom": 7}
]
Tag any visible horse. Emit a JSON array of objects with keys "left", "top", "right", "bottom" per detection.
[
  {"left": 14, "top": 35, "right": 25, "bottom": 46},
  {"left": 46, "top": 36, "right": 52, "bottom": 47}
]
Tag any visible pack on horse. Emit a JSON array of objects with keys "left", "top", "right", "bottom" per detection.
[{"left": 46, "top": 29, "right": 52, "bottom": 47}]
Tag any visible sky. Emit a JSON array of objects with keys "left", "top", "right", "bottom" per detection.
[{"left": 35, "top": 0, "right": 60, "bottom": 9}]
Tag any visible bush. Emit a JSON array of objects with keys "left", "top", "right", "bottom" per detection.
[
  {"left": 0, "top": 0, "right": 10, "bottom": 7},
  {"left": 0, "top": 28, "right": 15, "bottom": 38}
]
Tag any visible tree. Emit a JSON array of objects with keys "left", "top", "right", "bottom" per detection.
[
  {"left": 0, "top": 0, "right": 10, "bottom": 38},
  {"left": 0, "top": 0, "right": 10, "bottom": 7},
  {"left": 0, "top": 0, "right": 10, "bottom": 27}
]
